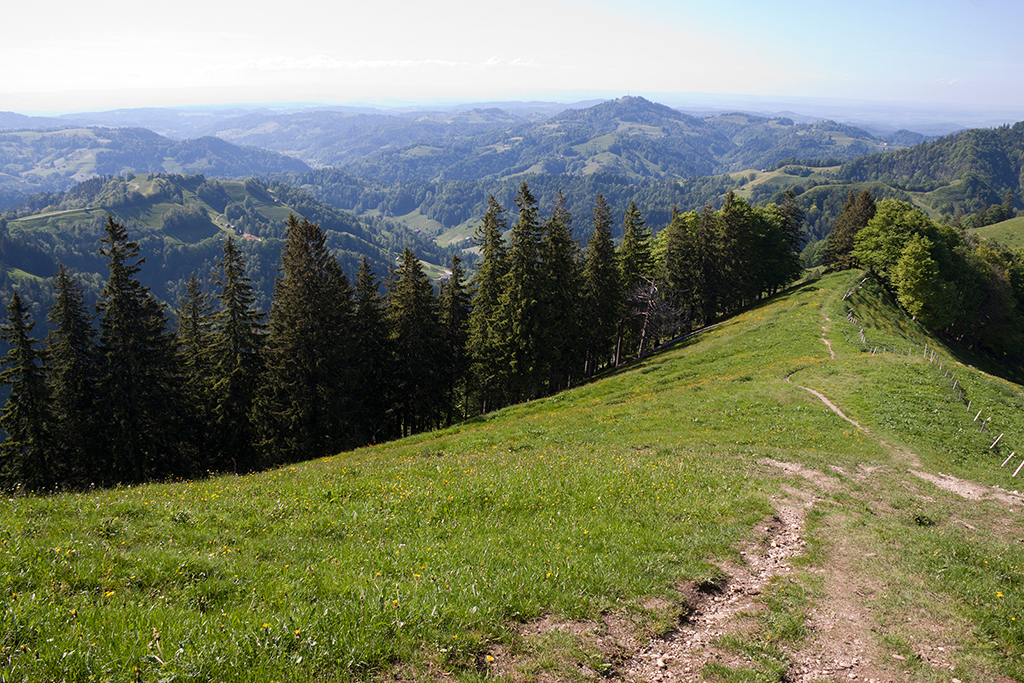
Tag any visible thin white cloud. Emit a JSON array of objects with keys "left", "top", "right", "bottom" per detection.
[{"left": 230, "top": 55, "right": 546, "bottom": 74}]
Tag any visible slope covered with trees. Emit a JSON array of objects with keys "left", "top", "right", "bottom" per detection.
[
  {"left": 0, "top": 127, "right": 311, "bottom": 209},
  {"left": 0, "top": 173, "right": 460, "bottom": 323},
  {"left": 0, "top": 181, "right": 805, "bottom": 488}
]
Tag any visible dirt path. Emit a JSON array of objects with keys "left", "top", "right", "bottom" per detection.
[
  {"left": 498, "top": 311, "right": 1020, "bottom": 682},
  {"left": 621, "top": 487, "right": 814, "bottom": 682}
]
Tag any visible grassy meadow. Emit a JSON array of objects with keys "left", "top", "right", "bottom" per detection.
[{"left": 2, "top": 270, "right": 1023, "bottom": 682}]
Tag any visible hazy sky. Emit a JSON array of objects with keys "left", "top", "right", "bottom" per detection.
[{"left": 4, "top": 0, "right": 1022, "bottom": 114}]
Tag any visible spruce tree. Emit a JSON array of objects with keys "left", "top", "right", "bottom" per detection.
[
  {"left": 580, "top": 194, "right": 621, "bottom": 376},
  {"left": 96, "top": 216, "right": 185, "bottom": 484},
  {"left": 256, "top": 215, "right": 355, "bottom": 463},
  {"left": 539, "top": 191, "right": 581, "bottom": 392},
  {"left": 825, "top": 190, "right": 875, "bottom": 271},
  {"left": 210, "top": 237, "right": 264, "bottom": 470},
  {"left": 175, "top": 275, "right": 215, "bottom": 470},
  {"left": 617, "top": 201, "right": 653, "bottom": 363},
  {"left": 0, "top": 291, "right": 52, "bottom": 488},
  {"left": 466, "top": 197, "right": 509, "bottom": 413},
  {"left": 353, "top": 257, "right": 391, "bottom": 442},
  {"left": 386, "top": 247, "right": 441, "bottom": 436},
  {"left": 437, "top": 254, "right": 470, "bottom": 426},
  {"left": 664, "top": 206, "right": 719, "bottom": 328},
  {"left": 718, "top": 191, "right": 756, "bottom": 311},
  {"left": 498, "top": 182, "right": 545, "bottom": 402},
  {"left": 45, "top": 264, "right": 99, "bottom": 484}
]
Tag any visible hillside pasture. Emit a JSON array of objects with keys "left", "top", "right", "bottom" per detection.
[{"left": 2, "top": 272, "right": 1023, "bottom": 681}]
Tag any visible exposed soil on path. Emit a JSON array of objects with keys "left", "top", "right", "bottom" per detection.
[
  {"left": 492, "top": 314, "right": 1021, "bottom": 683},
  {"left": 619, "top": 483, "right": 815, "bottom": 682}
]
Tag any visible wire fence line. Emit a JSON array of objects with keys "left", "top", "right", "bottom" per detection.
[{"left": 841, "top": 282, "right": 1024, "bottom": 481}]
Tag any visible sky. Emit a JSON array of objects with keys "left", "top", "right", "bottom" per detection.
[{"left": 3, "top": 0, "right": 1023, "bottom": 115}]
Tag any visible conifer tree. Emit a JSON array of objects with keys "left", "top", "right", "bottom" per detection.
[
  {"left": 0, "top": 291, "right": 52, "bottom": 488},
  {"left": 386, "top": 247, "right": 440, "bottom": 436},
  {"left": 467, "top": 197, "right": 509, "bottom": 413},
  {"left": 617, "top": 201, "right": 653, "bottom": 363},
  {"left": 175, "top": 275, "right": 215, "bottom": 469},
  {"left": 619, "top": 201, "right": 653, "bottom": 291},
  {"left": 539, "top": 191, "right": 581, "bottom": 391},
  {"left": 498, "top": 183, "right": 545, "bottom": 402},
  {"left": 210, "top": 237, "right": 264, "bottom": 470},
  {"left": 581, "top": 194, "right": 621, "bottom": 376},
  {"left": 353, "top": 257, "right": 391, "bottom": 442},
  {"left": 45, "top": 264, "right": 99, "bottom": 484},
  {"left": 665, "top": 206, "right": 719, "bottom": 328},
  {"left": 256, "top": 215, "right": 355, "bottom": 463},
  {"left": 717, "top": 191, "right": 756, "bottom": 313},
  {"left": 96, "top": 216, "right": 185, "bottom": 484},
  {"left": 825, "top": 190, "right": 875, "bottom": 270},
  {"left": 437, "top": 254, "right": 470, "bottom": 426}
]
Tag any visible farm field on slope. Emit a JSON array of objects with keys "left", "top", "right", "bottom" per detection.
[{"left": 2, "top": 272, "right": 1023, "bottom": 682}]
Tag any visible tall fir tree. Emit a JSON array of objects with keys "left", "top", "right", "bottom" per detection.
[
  {"left": 466, "top": 197, "right": 509, "bottom": 413},
  {"left": 664, "top": 206, "right": 720, "bottom": 328},
  {"left": 353, "top": 257, "right": 391, "bottom": 442},
  {"left": 96, "top": 216, "right": 185, "bottom": 484},
  {"left": 617, "top": 201, "right": 653, "bottom": 363},
  {"left": 825, "top": 190, "right": 875, "bottom": 271},
  {"left": 256, "top": 215, "right": 355, "bottom": 463},
  {"left": 718, "top": 191, "right": 757, "bottom": 311},
  {"left": 497, "top": 182, "right": 546, "bottom": 402},
  {"left": 437, "top": 254, "right": 471, "bottom": 426},
  {"left": 581, "top": 194, "right": 621, "bottom": 376},
  {"left": 210, "top": 236, "right": 265, "bottom": 471},
  {"left": 539, "top": 191, "right": 582, "bottom": 392},
  {"left": 386, "top": 247, "right": 441, "bottom": 436},
  {"left": 174, "top": 275, "right": 215, "bottom": 470},
  {"left": 0, "top": 291, "right": 52, "bottom": 488},
  {"left": 44, "top": 264, "right": 99, "bottom": 485}
]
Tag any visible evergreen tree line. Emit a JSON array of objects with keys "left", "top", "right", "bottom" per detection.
[
  {"left": 825, "top": 190, "right": 1024, "bottom": 361},
  {"left": 0, "top": 182, "right": 805, "bottom": 490}
]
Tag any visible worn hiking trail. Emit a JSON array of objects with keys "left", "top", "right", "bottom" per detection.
[{"left": 491, "top": 306, "right": 1022, "bottom": 682}]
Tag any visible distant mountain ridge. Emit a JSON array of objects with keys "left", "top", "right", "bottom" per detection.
[{"left": 0, "top": 126, "right": 311, "bottom": 209}]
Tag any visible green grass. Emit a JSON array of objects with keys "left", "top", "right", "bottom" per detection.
[
  {"left": 3, "top": 271, "right": 1024, "bottom": 681},
  {"left": 974, "top": 215, "right": 1024, "bottom": 249}
]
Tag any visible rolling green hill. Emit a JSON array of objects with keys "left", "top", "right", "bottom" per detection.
[
  {"left": 0, "top": 127, "right": 311, "bottom": 209},
  {"left": 973, "top": 215, "right": 1024, "bottom": 249},
  {"left": 340, "top": 97, "right": 894, "bottom": 185},
  {"left": 2, "top": 270, "right": 1022, "bottom": 682},
  {"left": 0, "top": 173, "right": 461, "bottom": 320}
]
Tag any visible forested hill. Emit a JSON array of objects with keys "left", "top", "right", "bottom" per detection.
[
  {"left": 339, "top": 96, "right": 897, "bottom": 184},
  {"left": 0, "top": 127, "right": 311, "bottom": 207},
  {"left": 0, "top": 173, "right": 459, "bottom": 323},
  {"left": 833, "top": 122, "right": 1024, "bottom": 216}
]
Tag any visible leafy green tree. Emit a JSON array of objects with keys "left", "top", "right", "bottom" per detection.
[
  {"left": 891, "top": 234, "right": 955, "bottom": 329},
  {"left": 96, "top": 216, "right": 185, "bottom": 484},
  {"left": 256, "top": 215, "right": 356, "bottom": 463},
  {"left": 581, "top": 194, "right": 621, "bottom": 375},
  {"left": 437, "top": 254, "right": 471, "bottom": 425},
  {"left": 210, "top": 237, "right": 265, "bottom": 471},
  {"left": 386, "top": 247, "right": 441, "bottom": 436},
  {"left": 0, "top": 291, "right": 52, "bottom": 488},
  {"left": 353, "top": 257, "right": 391, "bottom": 442},
  {"left": 853, "top": 199, "right": 941, "bottom": 278},
  {"left": 44, "top": 264, "right": 99, "bottom": 485},
  {"left": 467, "top": 197, "right": 509, "bottom": 413}
]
